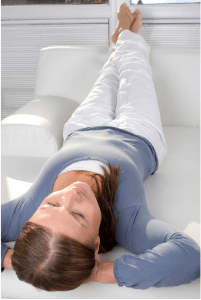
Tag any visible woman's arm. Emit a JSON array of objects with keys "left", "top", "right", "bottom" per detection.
[
  {"left": 113, "top": 205, "right": 200, "bottom": 289},
  {"left": 2, "top": 249, "right": 14, "bottom": 270},
  {"left": 85, "top": 205, "right": 200, "bottom": 288},
  {"left": 1, "top": 195, "right": 36, "bottom": 272}
]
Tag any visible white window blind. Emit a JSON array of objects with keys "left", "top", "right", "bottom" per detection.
[
  {"left": 139, "top": 23, "right": 200, "bottom": 46},
  {"left": 1, "top": 23, "right": 109, "bottom": 120}
]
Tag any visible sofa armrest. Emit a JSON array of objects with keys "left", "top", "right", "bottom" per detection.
[{"left": 1, "top": 96, "right": 79, "bottom": 157}]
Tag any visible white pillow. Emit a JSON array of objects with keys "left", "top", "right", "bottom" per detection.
[{"left": 1, "top": 96, "right": 79, "bottom": 157}]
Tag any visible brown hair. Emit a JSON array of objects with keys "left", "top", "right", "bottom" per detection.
[{"left": 11, "top": 162, "right": 120, "bottom": 291}]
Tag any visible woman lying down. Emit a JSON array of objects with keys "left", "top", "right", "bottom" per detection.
[{"left": 1, "top": 3, "right": 200, "bottom": 291}]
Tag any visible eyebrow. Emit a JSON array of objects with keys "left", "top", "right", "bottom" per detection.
[{"left": 39, "top": 206, "right": 87, "bottom": 229}]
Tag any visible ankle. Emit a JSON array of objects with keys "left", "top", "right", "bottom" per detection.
[{"left": 118, "top": 27, "right": 129, "bottom": 35}]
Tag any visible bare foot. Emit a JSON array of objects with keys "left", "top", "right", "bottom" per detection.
[
  {"left": 111, "top": 3, "right": 135, "bottom": 44},
  {"left": 130, "top": 9, "right": 143, "bottom": 33}
]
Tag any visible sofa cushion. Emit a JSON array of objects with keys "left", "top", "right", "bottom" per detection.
[
  {"left": 34, "top": 45, "right": 113, "bottom": 104},
  {"left": 1, "top": 96, "right": 79, "bottom": 157}
]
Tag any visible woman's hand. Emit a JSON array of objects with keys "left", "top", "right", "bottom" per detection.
[
  {"left": 2, "top": 249, "right": 14, "bottom": 270},
  {"left": 83, "top": 254, "right": 116, "bottom": 284}
]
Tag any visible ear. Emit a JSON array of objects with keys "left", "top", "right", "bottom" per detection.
[{"left": 94, "top": 236, "right": 100, "bottom": 260}]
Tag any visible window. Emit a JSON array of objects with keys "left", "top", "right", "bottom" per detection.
[
  {"left": 1, "top": 0, "right": 108, "bottom": 5},
  {"left": 131, "top": 0, "right": 200, "bottom": 3},
  {"left": 128, "top": 0, "right": 200, "bottom": 22}
]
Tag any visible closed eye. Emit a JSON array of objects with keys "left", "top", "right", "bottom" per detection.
[
  {"left": 47, "top": 203, "right": 85, "bottom": 219},
  {"left": 47, "top": 202, "right": 56, "bottom": 207},
  {"left": 76, "top": 213, "right": 85, "bottom": 219},
  {"left": 39, "top": 203, "right": 87, "bottom": 229}
]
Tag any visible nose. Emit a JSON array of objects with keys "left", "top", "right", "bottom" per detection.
[
  {"left": 72, "top": 188, "right": 82, "bottom": 202},
  {"left": 61, "top": 188, "right": 82, "bottom": 205}
]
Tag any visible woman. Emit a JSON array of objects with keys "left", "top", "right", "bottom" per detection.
[{"left": 1, "top": 3, "right": 200, "bottom": 291}]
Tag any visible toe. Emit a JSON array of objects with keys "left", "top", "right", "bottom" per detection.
[
  {"left": 130, "top": 12, "right": 136, "bottom": 27},
  {"left": 132, "top": 11, "right": 136, "bottom": 19},
  {"left": 120, "top": 3, "right": 127, "bottom": 10},
  {"left": 135, "top": 9, "right": 143, "bottom": 23},
  {"left": 135, "top": 9, "right": 141, "bottom": 17}
]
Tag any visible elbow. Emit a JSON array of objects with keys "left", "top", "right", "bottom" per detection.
[
  {"left": 193, "top": 247, "right": 200, "bottom": 280},
  {"left": 174, "top": 232, "right": 200, "bottom": 282},
  {"left": 188, "top": 244, "right": 200, "bottom": 282}
]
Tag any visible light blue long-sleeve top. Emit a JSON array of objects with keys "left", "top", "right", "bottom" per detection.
[{"left": 1, "top": 126, "right": 200, "bottom": 289}]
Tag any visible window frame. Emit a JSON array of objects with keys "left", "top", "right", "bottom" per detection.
[
  {"left": 1, "top": 1, "right": 199, "bottom": 22},
  {"left": 1, "top": 4, "right": 111, "bottom": 21},
  {"left": 123, "top": 0, "right": 200, "bottom": 21}
]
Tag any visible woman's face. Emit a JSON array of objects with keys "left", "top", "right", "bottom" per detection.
[{"left": 29, "top": 181, "right": 101, "bottom": 249}]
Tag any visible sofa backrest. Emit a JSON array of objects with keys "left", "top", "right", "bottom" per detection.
[{"left": 34, "top": 45, "right": 200, "bottom": 128}]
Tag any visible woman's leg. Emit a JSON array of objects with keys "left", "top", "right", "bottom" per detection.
[
  {"left": 63, "top": 4, "right": 134, "bottom": 142},
  {"left": 63, "top": 51, "right": 119, "bottom": 141},
  {"left": 109, "top": 13, "right": 167, "bottom": 167}
]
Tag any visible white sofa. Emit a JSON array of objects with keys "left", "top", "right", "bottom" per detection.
[{"left": 1, "top": 43, "right": 200, "bottom": 299}]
